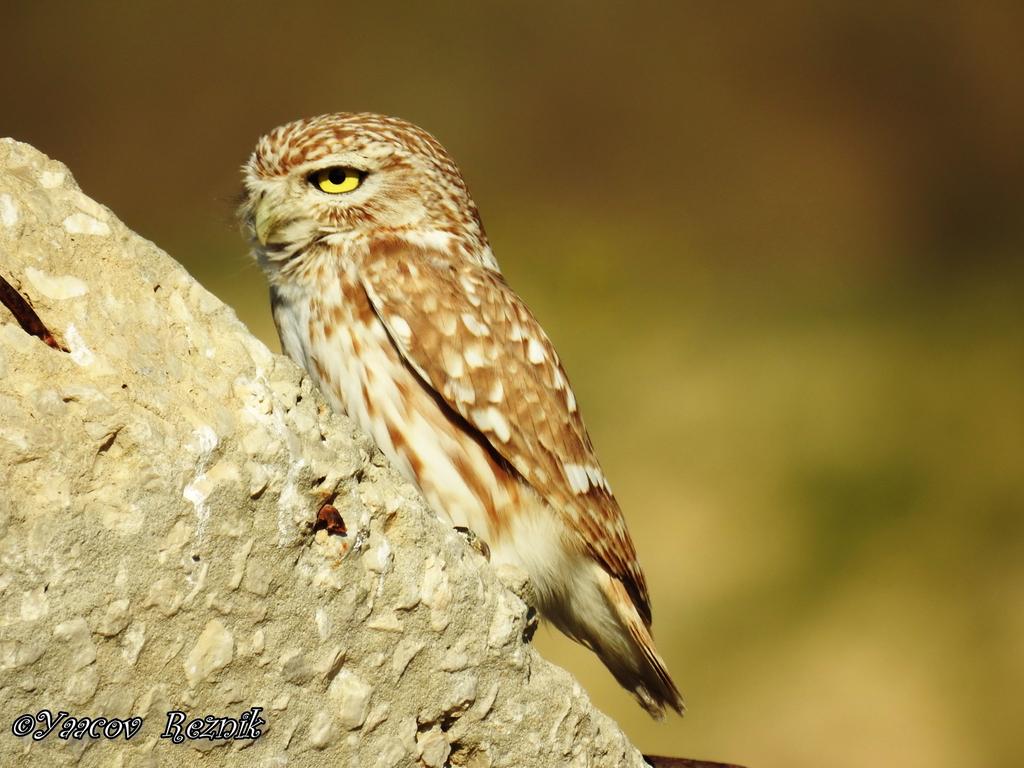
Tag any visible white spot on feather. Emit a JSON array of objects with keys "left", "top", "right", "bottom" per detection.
[
  {"left": 585, "top": 465, "right": 611, "bottom": 492},
  {"left": 442, "top": 347, "right": 464, "bottom": 378},
  {"left": 527, "top": 337, "right": 546, "bottom": 364},
  {"left": 461, "top": 313, "right": 489, "bottom": 337},
  {"left": 459, "top": 275, "right": 483, "bottom": 306},
  {"left": 562, "top": 463, "right": 611, "bottom": 494},
  {"left": 472, "top": 406, "right": 511, "bottom": 443},
  {"left": 487, "top": 380, "right": 504, "bottom": 403},
  {"left": 388, "top": 315, "right": 412, "bottom": 345},
  {"left": 405, "top": 228, "right": 454, "bottom": 251},
  {"left": 564, "top": 463, "right": 590, "bottom": 494},
  {"left": 464, "top": 344, "right": 485, "bottom": 369},
  {"left": 447, "top": 380, "right": 475, "bottom": 405}
]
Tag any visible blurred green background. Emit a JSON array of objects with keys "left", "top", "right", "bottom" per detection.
[{"left": 5, "top": 2, "right": 1023, "bottom": 766}]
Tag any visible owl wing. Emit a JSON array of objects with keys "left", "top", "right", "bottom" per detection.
[{"left": 360, "top": 244, "right": 651, "bottom": 624}]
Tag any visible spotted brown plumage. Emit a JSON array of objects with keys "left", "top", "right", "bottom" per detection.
[
  {"left": 359, "top": 241, "right": 652, "bottom": 625},
  {"left": 240, "top": 112, "right": 683, "bottom": 716}
]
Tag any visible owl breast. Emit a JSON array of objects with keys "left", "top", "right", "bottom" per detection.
[{"left": 272, "top": 256, "right": 532, "bottom": 553}]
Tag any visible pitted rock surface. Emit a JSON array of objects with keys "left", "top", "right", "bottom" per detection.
[{"left": 0, "top": 138, "right": 647, "bottom": 767}]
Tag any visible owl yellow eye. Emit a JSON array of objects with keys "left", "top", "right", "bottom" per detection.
[{"left": 311, "top": 167, "right": 363, "bottom": 194}]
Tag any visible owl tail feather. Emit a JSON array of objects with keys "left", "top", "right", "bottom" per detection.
[{"left": 600, "top": 574, "right": 685, "bottom": 719}]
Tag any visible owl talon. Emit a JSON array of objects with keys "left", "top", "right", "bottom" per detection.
[
  {"left": 453, "top": 525, "right": 490, "bottom": 560},
  {"left": 522, "top": 606, "right": 539, "bottom": 644}
]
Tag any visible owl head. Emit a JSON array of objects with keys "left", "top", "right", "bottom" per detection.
[{"left": 239, "top": 112, "right": 490, "bottom": 279}]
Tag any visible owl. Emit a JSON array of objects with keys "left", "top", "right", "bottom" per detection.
[{"left": 239, "top": 113, "right": 683, "bottom": 717}]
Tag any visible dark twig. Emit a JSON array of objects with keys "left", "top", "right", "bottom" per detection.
[
  {"left": 644, "top": 756, "right": 746, "bottom": 768},
  {"left": 0, "top": 272, "right": 67, "bottom": 351}
]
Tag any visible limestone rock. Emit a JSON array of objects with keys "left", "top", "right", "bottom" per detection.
[{"left": 0, "top": 138, "right": 647, "bottom": 767}]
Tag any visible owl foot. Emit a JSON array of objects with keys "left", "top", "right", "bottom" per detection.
[
  {"left": 522, "top": 606, "right": 539, "bottom": 643},
  {"left": 453, "top": 525, "right": 490, "bottom": 561}
]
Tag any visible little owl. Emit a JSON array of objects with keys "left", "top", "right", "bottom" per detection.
[{"left": 239, "top": 112, "right": 683, "bottom": 717}]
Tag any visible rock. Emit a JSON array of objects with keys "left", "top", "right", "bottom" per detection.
[
  {"left": 329, "top": 670, "right": 372, "bottom": 730},
  {"left": 0, "top": 138, "right": 647, "bottom": 767},
  {"left": 184, "top": 619, "right": 234, "bottom": 686}
]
